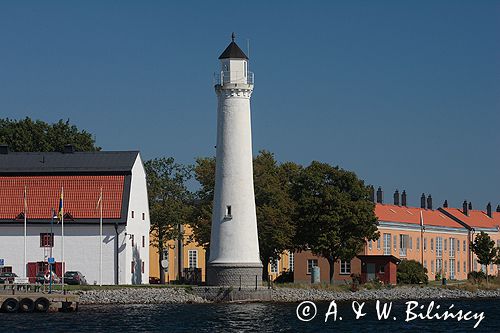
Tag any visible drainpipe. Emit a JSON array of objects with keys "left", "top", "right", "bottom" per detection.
[
  {"left": 469, "top": 229, "right": 475, "bottom": 274},
  {"left": 114, "top": 223, "right": 119, "bottom": 285}
]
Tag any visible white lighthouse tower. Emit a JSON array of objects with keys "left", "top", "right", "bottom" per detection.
[{"left": 207, "top": 34, "right": 262, "bottom": 287}]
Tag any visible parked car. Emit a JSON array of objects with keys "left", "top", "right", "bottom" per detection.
[
  {"left": 0, "top": 272, "right": 18, "bottom": 284},
  {"left": 64, "top": 271, "right": 87, "bottom": 285}
]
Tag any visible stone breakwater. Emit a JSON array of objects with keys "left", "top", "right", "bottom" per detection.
[
  {"left": 271, "top": 286, "right": 500, "bottom": 302},
  {"left": 76, "top": 288, "right": 208, "bottom": 305},
  {"left": 74, "top": 286, "right": 500, "bottom": 305}
]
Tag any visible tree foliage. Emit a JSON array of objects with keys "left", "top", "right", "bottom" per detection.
[
  {"left": 397, "top": 259, "right": 428, "bottom": 284},
  {"left": 470, "top": 231, "right": 499, "bottom": 284},
  {"left": 145, "top": 157, "right": 193, "bottom": 283},
  {"left": 293, "top": 161, "right": 379, "bottom": 283},
  {"left": 0, "top": 117, "right": 100, "bottom": 152},
  {"left": 253, "top": 151, "right": 298, "bottom": 281}
]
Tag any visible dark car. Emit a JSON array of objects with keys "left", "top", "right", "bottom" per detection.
[
  {"left": 64, "top": 271, "right": 87, "bottom": 285},
  {"left": 0, "top": 272, "right": 18, "bottom": 284}
]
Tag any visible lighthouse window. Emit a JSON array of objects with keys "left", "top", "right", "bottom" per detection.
[{"left": 226, "top": 205, "right": 232, "bottom": 217}]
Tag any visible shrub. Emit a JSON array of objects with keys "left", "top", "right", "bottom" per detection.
[
  {"left": 397, "top": 259, "right": 428, "bottom": 284},
  {"left": 273, "top": 270, "right": 294, "bottom": 284},
  {"left": 467, "top": 271, "right": 490, "bottom": 284}
]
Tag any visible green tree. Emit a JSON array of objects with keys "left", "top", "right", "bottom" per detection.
[
  {"left": 293, "top": 161, "right": 379, "bottom": 284},
  {"left": 0, "top": 117, "right": 100, "bottom": 152},
  {"left": 470, "top": 231, "right": 498, "bottom": 284},
  {"left": 190, "top": 157, "right": 216, "bottom": 250},
  {"left": 397, "top": 260, "right": 428, "bottom": 284},
  {"left": 254, "top": 151, "right": 298, "bottom": 282},
  {"left": 145, "top": 157, "right": 193, "bottom": 284}
]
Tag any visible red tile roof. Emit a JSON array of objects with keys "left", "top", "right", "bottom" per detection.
[
  {"left": 375, "top": 204, "right": 463, "bottom": 228},
  {"left": 0, "top": 176, "right": 125, "bottom": 220},
  {"left": 440, "top": 208, "right": 500, "bottom": 230}
]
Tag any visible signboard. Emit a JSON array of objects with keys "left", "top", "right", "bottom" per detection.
[
  {"left": 0, "top": 258, "right": 4, "bottom": 268},
  {"left": 161, "top": 259, "right": 169, "bottom": 269},
  {"left": 48, "top": 257, "right": 56, "bottom": 264},
  {"left": 14, "top": 277, "right": 29, "bottom": 284}
]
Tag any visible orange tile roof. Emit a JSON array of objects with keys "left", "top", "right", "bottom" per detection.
[
  {"left": 375, "top": 204, "right": 463, "bottom": 229},
  {"left": 0, "top": 176, "right": 125, "bottom": 220},
  {"left": 441, "top": 208, "right": 500, "bottom": 230}
]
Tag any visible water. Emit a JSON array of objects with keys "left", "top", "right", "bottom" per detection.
[{"left": 1, "top": 299, "right": 498, "bottom": 332}]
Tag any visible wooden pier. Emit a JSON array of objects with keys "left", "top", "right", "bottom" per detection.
[{"left": 0, "top": 285, "right": 79, "bottom": 313}]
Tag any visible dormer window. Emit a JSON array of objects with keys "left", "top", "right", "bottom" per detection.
[{"left": 224, "top": 205, "right": 232, "bottom": 219}]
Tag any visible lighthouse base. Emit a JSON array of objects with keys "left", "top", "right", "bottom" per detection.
[{"left": 207, "top": 262, "right": 263, "bottom": 287}]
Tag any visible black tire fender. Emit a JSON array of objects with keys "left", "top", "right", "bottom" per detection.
[
  {"left": 34, "top": 297, "right": 50, "bottom": 312},
  {"left": 19, "top": 298, "right": 35, "bottom": 313},
  {"left": 1, "top": 298, "right": 19, "bottom": 313}
]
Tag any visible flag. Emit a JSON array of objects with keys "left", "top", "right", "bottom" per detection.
[
  {"left": 57, "top": 188, "right": 64, "bottom": 221},
  {"left": 96, "top": 187, "right": 102, "bottom": 210}
]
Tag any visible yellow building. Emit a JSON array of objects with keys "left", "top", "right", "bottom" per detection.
[{"left": 149, "top": 224, "right": 206, "bottom": 284}]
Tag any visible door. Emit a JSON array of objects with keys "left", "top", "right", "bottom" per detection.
[
  {"left": 450, "top": 259, "right": 455, "bottom": 280},
  {"left": 367, "top": 263, "right": 376, "bottom": 281}
]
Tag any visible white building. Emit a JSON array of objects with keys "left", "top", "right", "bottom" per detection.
[
  {"left": 207, "top": 34, "right": 263, "bottom": 287},
  {"left": 0, "top": 146, "right": 150, "bottom": 285}
]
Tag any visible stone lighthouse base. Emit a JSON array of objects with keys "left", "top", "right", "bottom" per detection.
[{"left": 207, "top": 262, "right": 263, "bottom": 288}]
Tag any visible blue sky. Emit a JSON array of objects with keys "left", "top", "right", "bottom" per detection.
[{"left": 1, "top": 1, "right": 499, "bottom": 208}]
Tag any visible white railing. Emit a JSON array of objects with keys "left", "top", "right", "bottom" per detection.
[{"left": 214, "top": 71, "right": 254, "bottom": 85}]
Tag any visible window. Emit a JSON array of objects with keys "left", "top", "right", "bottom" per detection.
[
  {"left": 444, "top": 260, "right": 448, "bottom": 273},
  {"left": 188, "top": 250, "right": 198, "bottom": 268},
  {"left": 383, "top": 233, "right": 391, "bottom": 255},
  {"left": 417, "top": 238, "right": 420, "bottom": 250},
  {"left": 393, "top": 235, "right": 397, "bottom": 250},
  {"left": 142, "top": 261, "right": 145, "bottom": 274},
  {"left": 481, "top": 264, "right": 486, "bottom": 273},
  {"left": 436, "top": 237, "right": 443, "bottom": 258},
  {"left": 226, "top": 205, "right": 232, "bottom": 217},
  {"left": 339, "top": 260, "right": 351, "bottom": 275},
  {"left": 424, "top": 260, "right": 427, "bottom": 270},
  {"left": 377, "top": 238, "right": 381, "bottom": 250},
  {"left": 131, "top": 211, "right": 134, "bottom": 218},
  {"left": 399, "top": 234, "right": 408, "bottom": 257},
  {"left": 424, "top": 238, "right": 427, "bottom": 251},
  {"left": 307, "top": 259, "right": 318, "bottom": 274},
  {"left": 457, "top": 239, "right": 460, "bottom": 252},
  {"left": 436, "top": 259, "right": 442, "bottom": 274},
  {"left": 449, "top": 238, "right": 455, "bottom": 258},
  {"left": 463, "top": 240, "right": 466, "bottom": 252},
  {"left": 457, "top": 261, "right": 460, "bottom": 273},
  {"left": 431, "top": 260, "right": 434, "bottom": 273},
  {"left": 40, "top": 233, "right": 54, "bottom": 247},
  {"left": 431, "top": 238, "right": 434, "bottom": 251},
  {"left": 444, "top": 239, "right": 447, "bottom": 252},
  {"left": 131, "top": 234, "right": 135, "bottom": 247},
  {"left": 270, "top": 259, "right": 279, "bottom": 274},
  {"left": 142, "top": 236, "right": 145, "bottom": 248},
  {"left": 379, "top": 265, "right": 385, "bottom": 273},
  {"left": 463, "top": 261, "right": 466, "bottom": 273},
  {"left": 288, "top": 252, "right": 294, "bottom": 272},
  {"left": 142, "top": 213, "right": 145, "bottom": 220},
  {"left": 368, "top": 240, "right": 372, "bottom": 251}
]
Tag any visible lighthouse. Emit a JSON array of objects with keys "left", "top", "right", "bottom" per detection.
[{"left": 207, "top": 34, "right": 263, "bottom": 287}]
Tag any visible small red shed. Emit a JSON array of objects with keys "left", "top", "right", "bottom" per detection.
[{"left": 357, "top": 255, "right": 400, "bottom": 285}]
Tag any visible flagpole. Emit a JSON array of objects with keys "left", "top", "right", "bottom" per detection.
[
  {"left": 61, "top": 187, "right": 65, "bottom": 292},
  {"left": 24, "top": 186, "right": 27, "bottom": 278},
  {"left": 100, "top": 187, "right": 103, "bottom": 286}
]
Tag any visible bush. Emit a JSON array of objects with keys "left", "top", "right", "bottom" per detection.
[
  {"left": 397, "top": 259, "right": 428, "bottom": 284},
  {"left": 273, "top": 270, "right": 294, "bottom": 284},
  {"left": 467, "top": 271, "right": 496, "bottom": 284}
]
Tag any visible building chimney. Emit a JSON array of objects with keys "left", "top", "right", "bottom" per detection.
[
  {"left": 463, "top": 200, "right": 468, "bottom": 216},
  {"left": 443, "top": 200, "right": 448, "bottom": 208},
  {"left": 63, "top": 144, "right": 75, "bottom": 154},
  {"left": 497, "top": 205, "right": 500, "bottom": 213},
  {"left": 486, "top": 202, "right": 492, "bottom": 218},
  {"left": 393, "top": 190, "right": 400, "bottom": 206},
  {"left": 369, "top": 185, "right": 375, "bottom": 202},
  {"left": 376, "top": 187, "right": 383, "bottom": 204},
  {"left": 468, "top": 202, "right": 472, "bottom": 210},
  {"left": 0, "top": 144, "right": 8, "bottom": 154},
  {"left": 420, "top": 193, "right": 426, "bottom": 209},
  {"left": 401, "top": 190, "right": 407, "bottom": 207},
  {"left": 426, "top": 194, "right": 433, "bottom": 210}
]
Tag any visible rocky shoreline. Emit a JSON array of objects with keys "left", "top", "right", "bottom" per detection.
[{"left": 75, "top": 286, "right": 500, "bottom": 305}]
